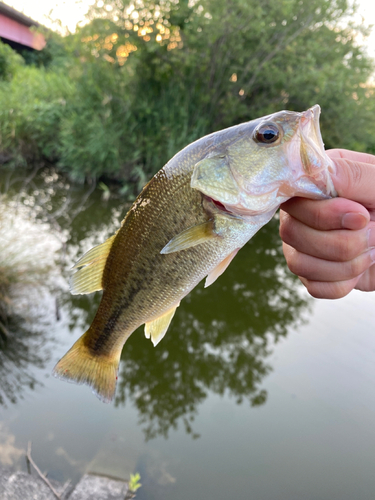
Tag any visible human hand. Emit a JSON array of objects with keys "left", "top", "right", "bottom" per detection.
[{"left": 280, "top": 149, "right": 375, "bottom": 298}]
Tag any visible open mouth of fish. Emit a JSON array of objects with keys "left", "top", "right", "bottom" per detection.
[
  {"left": 199, "top": 104, "right": 337, "bottom": 219},
  {"left": 276, "top": 104, "right": 337, "bottom": 200}
]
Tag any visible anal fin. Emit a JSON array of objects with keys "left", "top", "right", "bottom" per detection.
[
  {"left": 205, "top": 248, "right": 239, "bottom": 288},
  {"left": 70, "top": 235, "right": 115, "bottom": 295},
  {"left": 144, "top": 303, "right": 180, "bottom": 346},
  {"left": 160, "top": 221, "right": 217, "bottom": 254}
]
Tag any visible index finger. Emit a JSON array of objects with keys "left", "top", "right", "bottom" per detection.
[
  {"left": 280, "top": 197, "right": 370, "bottom": 231},
  {"left": 330, "top": 158, "right": 375, "bottom": 210},
  {"left": 327, "top": 149, "right": 375, "bottom": 165}
]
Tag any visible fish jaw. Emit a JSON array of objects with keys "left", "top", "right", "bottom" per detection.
[
  {"left": 191, "top": 105, "right": 336, "bottom": 218},
  {"left": 277, "top": 104, "right": 337, "bottom": 200}
]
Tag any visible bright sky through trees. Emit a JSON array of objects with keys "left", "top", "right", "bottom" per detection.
[
  {"left": 4, "top": 0, "right": 93, "bottom": 32},
  {"left": 2, "top": 0, "right": 375, "bottom": 62},
  {"left": 3, "top": 0, "right": 375, "bottom": 51},
  {"left": 1, "top": 0, "right": 375, "bottom": 59}
]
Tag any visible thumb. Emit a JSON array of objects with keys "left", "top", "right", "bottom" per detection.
[{"left": 327, "top": 149, "right": 375, "bottom": 210}]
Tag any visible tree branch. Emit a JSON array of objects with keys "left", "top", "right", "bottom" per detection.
[{"left": 26, "top": 441, "right": 62, "bottom": 500}]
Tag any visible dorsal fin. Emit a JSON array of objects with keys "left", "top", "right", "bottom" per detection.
[
  {"left": 144, "top": 303, "right": 180, "bottom": 346},
  {"left": 70, "top": 235, "right": 116, "bottom": 295}
]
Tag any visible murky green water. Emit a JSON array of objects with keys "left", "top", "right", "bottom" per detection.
[{"left": 1, "top": 168, "right": 375, "bottom": 500}]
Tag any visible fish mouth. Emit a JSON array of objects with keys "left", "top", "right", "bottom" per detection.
[
  {"left": 300, "top": 105, "right": 327, "bottom": 173},
  {"left": 280, "top": 104, "right": 337, "bottom": 199},
  {"left": 204, "top": 195, "right": 239, "bottom": 217}
]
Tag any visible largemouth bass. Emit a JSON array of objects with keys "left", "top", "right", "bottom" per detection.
[{"left": 54, "top": 104, "right": 336, "bottom": 403}]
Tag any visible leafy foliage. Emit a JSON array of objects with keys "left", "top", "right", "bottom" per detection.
[
  {"left": 129, "top": 472, "right": 142, "bottom": 492},
  {"left": 0, "top": 41, "right": 24, "bottom": 81},
  {"left": 0, "top": 0, "right": 375, "bottom": 183}
]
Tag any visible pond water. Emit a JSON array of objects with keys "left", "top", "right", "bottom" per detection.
[{"left": 0, "top": 168, "right": 375, "bottom": 500}]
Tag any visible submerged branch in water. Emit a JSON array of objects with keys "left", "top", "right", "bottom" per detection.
[
  {"left": 26, "top": 441, "right": 62, "bottom": 500},
  {"left": 0, "top": 321, "right": 9, "bottom": 340}
]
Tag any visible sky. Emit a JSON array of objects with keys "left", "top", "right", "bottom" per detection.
[
  {"left": 3, "top": 0, "right": 375, "bottom": 55},
  {"left": 5, "top": 0, "right": 94, "bottom": 32}
]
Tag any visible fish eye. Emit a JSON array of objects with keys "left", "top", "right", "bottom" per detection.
[{"left": 254, "top": 122, "right": 281, "bottom": 144}]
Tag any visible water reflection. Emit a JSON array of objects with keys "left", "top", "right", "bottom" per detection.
[
  {"left": 0, "top": 195, "right": 60, "bottom": 405},
  {"left": 0, "top": 168, "right": 126, "bottom": 407},
  {"left": 114, "top": 219, "right": 310, "bottom": 439},
  {"left": 0, "top": 422, "right": 24, "bottom": 466},
  {"left": 0, "top": 314, "right": 46, "bottom": 406},
  {"left": 0, "top": 168, "right": 311, "bottom": 438}
]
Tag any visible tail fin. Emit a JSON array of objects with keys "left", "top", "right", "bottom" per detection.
[{"left": 53, "top": 333, "right": 120, "bottom": 404}]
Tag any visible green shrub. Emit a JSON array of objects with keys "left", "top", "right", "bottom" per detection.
[
  {"left": 0, "top": 65, "right": 74, "bottom": 161},
  {"left": 1, "top": 0, "right": 375, "bottom": 184},
  {"left": 0, "top": 41, "right": 24, "bottom": 81}
]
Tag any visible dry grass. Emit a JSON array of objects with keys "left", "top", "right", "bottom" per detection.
[
  {"left": 0, "top": 197, "right": 59, "bottom": 330},
  {"left": 0, "top": 196, "right": 62, "bottom": 404}
]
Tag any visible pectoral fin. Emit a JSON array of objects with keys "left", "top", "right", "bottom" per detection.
[
  {"left": 145, "top": 303, "right": 180, "bottom": 346},
  {"left": 205, "top": 248, "right": 239, "bottom": 288},
  {"left": 160, "top": 221, "right": 217, "bottom": 254},
  {"left": 70, "top": 235, "right": 116, "bottom": 295}
]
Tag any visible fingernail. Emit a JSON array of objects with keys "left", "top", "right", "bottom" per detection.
[
  {"left": 342, "top": 213, "right": 368, "bottom": 230},
  {"left": 371, "top": 248, "right": 375, "bottom": 263},
  {"left": 367, "top": 228, "right": 375, "bottom": 249}
]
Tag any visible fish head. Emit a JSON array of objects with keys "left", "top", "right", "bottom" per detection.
[{"left": 191, "top": 104, "right": 336, "bottom": 217}]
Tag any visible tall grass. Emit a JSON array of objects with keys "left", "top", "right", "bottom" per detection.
[
  {"left": 0, "top": 197, "right": 62, "bottom": 404},
  {"left": 0, "top": 198, "right": 58, "bottom": 332}
]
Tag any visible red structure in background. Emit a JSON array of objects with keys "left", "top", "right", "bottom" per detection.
[{"left": 0, "top": 1, "right": 46, "bottom": 51}]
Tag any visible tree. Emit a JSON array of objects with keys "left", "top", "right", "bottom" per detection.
[
  {"left": 0, "top": 40, "right": 23, "bottom": 80},
  {"left": 1, "top": 0, "right": 375, "bottom": 183},
  {"left": 73, "top": 0, "right": 375, "bottom": 178}
]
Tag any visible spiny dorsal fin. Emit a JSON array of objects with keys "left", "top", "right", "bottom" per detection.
[
  {"left": 70, "top": 235, "right": 116, "bottom": 295},
  {"left": 144, "top": 303, "right": 180, "bottom": 346},
  {"left": 160, "top": 221, "right": 217, "bottom": 254},
  {"left": 205, "top": 248, "right": 239, "bottom": 288}
]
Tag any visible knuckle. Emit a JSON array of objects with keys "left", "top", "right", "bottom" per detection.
[
  {"left": 304, "top": 280, "right": 327, "bottom": 299},
  {"left": 348, "top": 256, "right": 368, "bottom": 279},
  {"left": 334, "top": 233, "right": 361, "bottom": 261},
  {"left": 312, "top": 205, "right": 327, "bottom": 230},
  {"left": 333, "top": 281, "right": 355, "bottom": 299},
  {"left": 286, "top": 253, "right": 304, "bottom": 277},
  {"left": 279, "top": 215, "right": 295, "bottom": 244},
  {"left": 338, "top": 158, "right": 363, "bottom": 194},
  {"left": 279, "top": 222, "right": 287, "bottom": 242},
  {"left": 356, "top": 267, "right": 375, "bottom": 291},
  {"left": 350, "top": 161, "right": 363, "bottom": 188},
  {"left": 306, "top": 280, "right": 353, "bottom": 299}
]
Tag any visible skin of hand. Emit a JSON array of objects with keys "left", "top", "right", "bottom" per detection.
[{"left": 279, "top": 149, "right": 375, "bottom": 299}]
